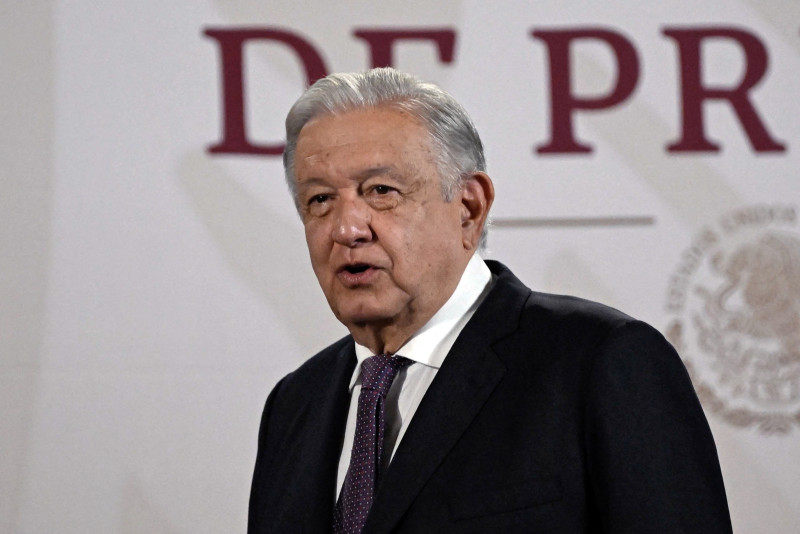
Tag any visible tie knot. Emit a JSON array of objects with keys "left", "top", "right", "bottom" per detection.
[{"left": 360, "top": 354, "right": 411, "bottom": 396}]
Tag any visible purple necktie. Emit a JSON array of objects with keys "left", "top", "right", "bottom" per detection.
[{"left": 333, "top": 354, "right": 411, "bottom": 534}]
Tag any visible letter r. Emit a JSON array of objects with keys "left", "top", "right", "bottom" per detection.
[{"left": 662, "top": 27, "right": 785, "bottom": 153}]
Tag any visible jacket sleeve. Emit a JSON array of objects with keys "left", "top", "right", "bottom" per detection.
[
  {"left": 584, "top": 320, "right": 733, "bottom": 533},
  {"left": 248, "top": 376, "right": 286, "bottom": 533}
]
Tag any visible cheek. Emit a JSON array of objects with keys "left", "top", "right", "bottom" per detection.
[
  {"left": 304, "top": 225, "right": 331, "bottom": 266},
  {"left": 416, "top": 205, "right": 462, "bottom": 245},
  {"left": 392, "top": 217, "right": 454, "bottom": 268}
]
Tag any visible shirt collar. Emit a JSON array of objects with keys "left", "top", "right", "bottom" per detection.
[{"left": 350, "top": 254, "right": 492, "bottom": 390}]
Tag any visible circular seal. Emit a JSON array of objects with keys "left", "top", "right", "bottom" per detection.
[{"left": 665, "top": 204, "right": 800, "bottom": 434}]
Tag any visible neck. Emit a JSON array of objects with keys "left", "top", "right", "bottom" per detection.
[
  {"left": 349, "top": 319, "right": 421, "bottom": 355},
  {"left": 349, "top": 270, "right": 467, "bottom": 355}
]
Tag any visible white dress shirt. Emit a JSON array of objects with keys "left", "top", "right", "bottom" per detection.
[{"left": 335, "top": 254, "right": 493, "bottom": 495}]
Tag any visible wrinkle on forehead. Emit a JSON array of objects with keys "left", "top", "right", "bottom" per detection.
[
  {"left": 294, "top": 108, "right": 440, "bottom": 188},
  {"left": 298, "top": 146, "right": 400, "bottom": 183},
  {"left": 299, "top": 139, "right": 376, "bottom": 166}
]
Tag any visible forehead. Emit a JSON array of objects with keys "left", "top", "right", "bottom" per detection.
[{"left": 294, "top": 108, "right": 435, "bottom": 177}]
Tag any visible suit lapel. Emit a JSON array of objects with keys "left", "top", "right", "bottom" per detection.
[
  {"left": 269, "top": 340, "right": 356, "bottom": 533},
  {"left": 364, "top": 261, "right": 530, "bottom": 532}
]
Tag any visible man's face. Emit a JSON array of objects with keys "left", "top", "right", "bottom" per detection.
[{"left": 293, "top": 108, "right": 470, "bottom": 342}]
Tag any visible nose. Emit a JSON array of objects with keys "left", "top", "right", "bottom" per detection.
[{"left": 332, "top": 196, "right": 373, "bottom": 247}]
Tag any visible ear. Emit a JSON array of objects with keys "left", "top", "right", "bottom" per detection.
[{"left": 458, "top": 171, "right": 495, "bottom": 251}]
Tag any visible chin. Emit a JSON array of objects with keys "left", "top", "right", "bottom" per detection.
[{"left": 335, "top": 303, "right": 396, "bottom": 328}]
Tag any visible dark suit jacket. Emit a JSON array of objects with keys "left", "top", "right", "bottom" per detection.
[{"left": 249, "top": 261, "right": 732, "bottom": 533}]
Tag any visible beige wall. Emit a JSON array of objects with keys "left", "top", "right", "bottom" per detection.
[{"left": 2, "top": 1, "right": 799, "bottom": 532}]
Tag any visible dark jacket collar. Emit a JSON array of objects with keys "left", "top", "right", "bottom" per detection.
[{"left": 363, "top": 260, "right": 531, "bottom": 532}]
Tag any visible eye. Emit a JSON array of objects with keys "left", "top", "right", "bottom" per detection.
[
  {"left": 308, "top": 194, "right": 329, "bottom": 205},
  {"left": 372, "top": 185, "right": 393, "bottom": 195}
]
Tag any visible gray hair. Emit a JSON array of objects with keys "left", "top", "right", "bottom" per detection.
[{"left": 283, "top": 67, "right": 489, "bottom": 248}]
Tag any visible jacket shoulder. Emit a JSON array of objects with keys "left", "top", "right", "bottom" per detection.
[
  {"left": 482, "top": 260, "right": 650, "bottom": 354},
  {"left": 526, "top": 291, "right": 635, "bottom": 331},
  {"left": 278, "top": 335, "right": 354, "bottom": 392},
  {"left": 485, "top": 259, "right": 634, "bottom": 332}
]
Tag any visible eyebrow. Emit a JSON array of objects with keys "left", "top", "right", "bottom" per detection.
[
  {"left": 357, "top": 165, "right": 402, "bottom": 180},
  {"left": 296, "top": 177, "right": 331, "bottom": 190}
]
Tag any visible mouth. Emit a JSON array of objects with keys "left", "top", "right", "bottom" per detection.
[
  {"left": 343, "top": 263, "right": 370, "bottom": 274},
  {"left": 337, "top": 263, "right": 378, "bottom": 286}
]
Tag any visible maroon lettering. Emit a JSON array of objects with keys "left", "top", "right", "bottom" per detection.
[
  {"left": 663, "top": 27, "right": 785, "bottom": 153},
  {"left": 353, "top": 29, "right": 456, "bottom": 68},
  {"left": 532, "top": 28, "right": 640, "bottom": 154},
  {"left": 204, "top": 28, "right": 328, "bottom": 155}
]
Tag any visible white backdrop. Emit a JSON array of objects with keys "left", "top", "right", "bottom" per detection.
[{"left": 2, "top": 1, "right": 799, "bottom": 532}]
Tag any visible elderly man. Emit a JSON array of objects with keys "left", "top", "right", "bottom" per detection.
[{"left": 248, "top": 67, "right": 732, "bottom": 533}]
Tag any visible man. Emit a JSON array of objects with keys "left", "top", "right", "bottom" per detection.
[{"left": 248, "top": 67, "right": 732, "bottom": 533}]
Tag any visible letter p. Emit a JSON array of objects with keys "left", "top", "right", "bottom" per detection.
[{"left": 532, "top": 28, "right": 640, "bottom": 154}]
